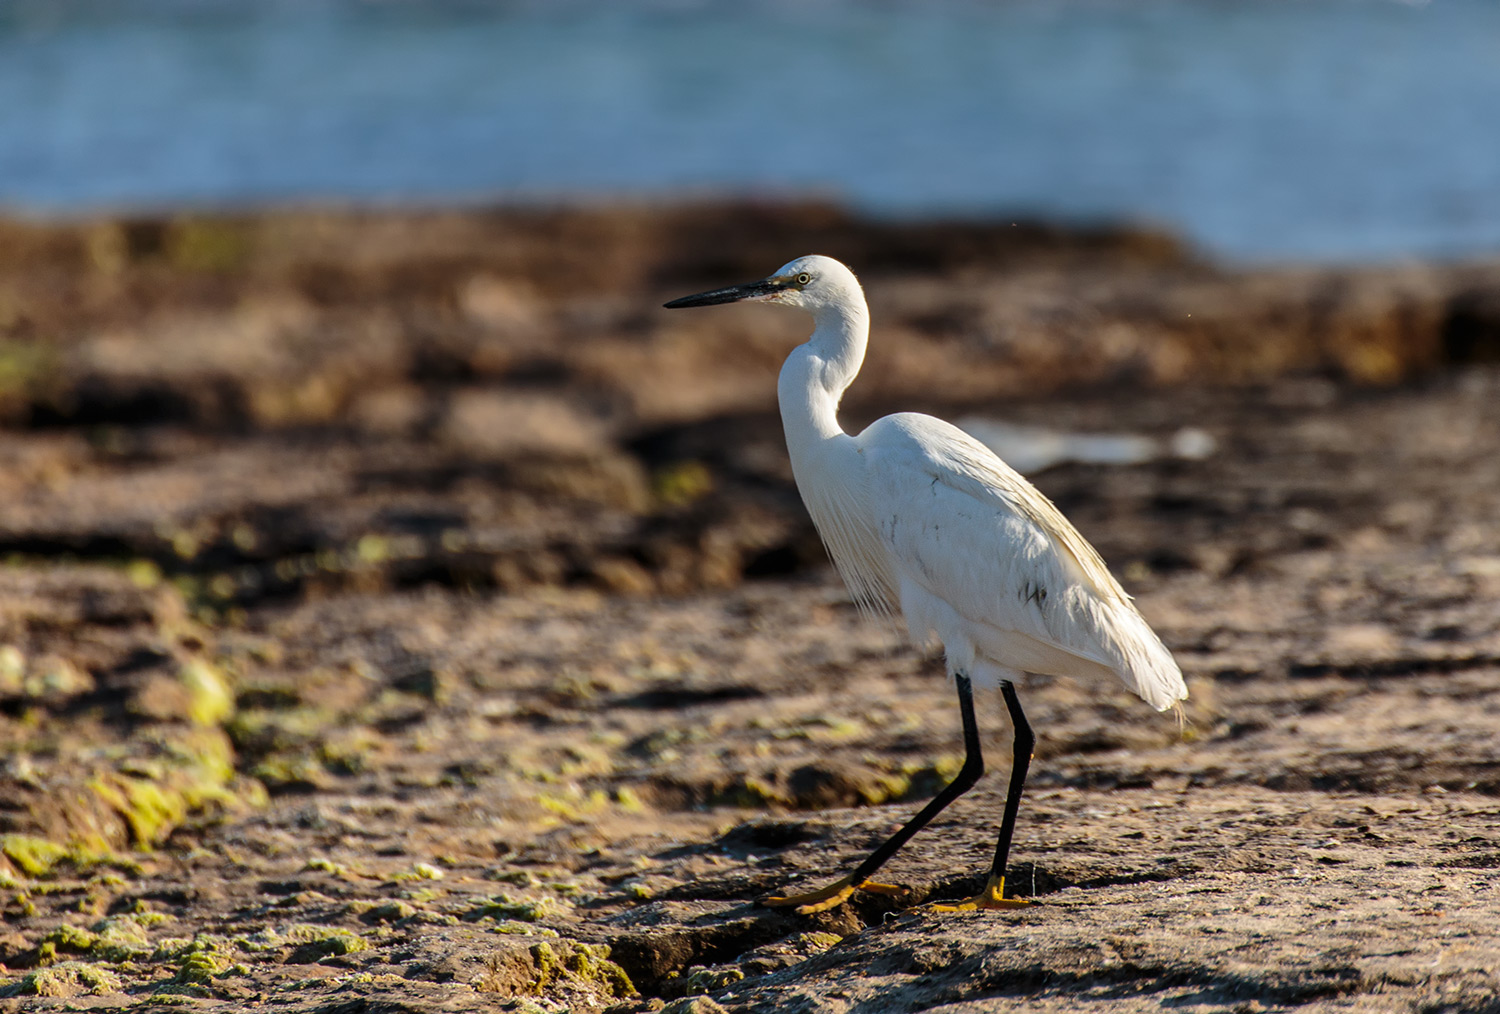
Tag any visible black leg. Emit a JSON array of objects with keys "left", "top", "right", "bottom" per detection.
[
  {"left": 987, "top": 680, "right": 1034, "bottom": 885},
  {"left": 928, "top": 677, "right": 1035, "bottom": 911},
  {"left": 845, "top": 671, "right": 985, "bottom": 883},
  {"left": 762, "top": 672, "right": 985, "bottom": 912}
]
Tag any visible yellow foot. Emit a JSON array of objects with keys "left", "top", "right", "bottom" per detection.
[
  {"left": 761, "top": 875, "right": 911, "bottom": 915},
  {"left": 930, "top": 874, "right": 1032, "bottom": 912}
]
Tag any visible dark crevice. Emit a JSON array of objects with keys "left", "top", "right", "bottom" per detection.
[
  {"left": 613, "top": 684, "right": 766, "bottom": 710},
  {"left": 1288, "top": 655, "right": 1500, "bottom": 679}
]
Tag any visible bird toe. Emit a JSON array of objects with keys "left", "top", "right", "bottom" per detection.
[
  {"left": 929, "top": 875, "right": 1031, "bottom": 912},
  {"left": 760, "top": 874, "right": 909, "bottom": 914}
]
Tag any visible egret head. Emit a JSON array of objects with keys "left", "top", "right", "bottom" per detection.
[{"left": 663, "top": 255, "right": 861, "bottom": 316}]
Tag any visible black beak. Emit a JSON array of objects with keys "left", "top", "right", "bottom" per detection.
[{"left": 663, "top": 278, "right": 784, "bottom": 309}]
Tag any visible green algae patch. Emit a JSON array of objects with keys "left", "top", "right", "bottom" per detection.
[
  {"left": 150, "top": 932, "right": 236, "bottom": 975},
  {"left": 712, "top": 774, "right": 792, "bottom": 809},
  {"left": 231, "top": 928, "right": 287, "bottom": 953},
  {"left": 87, "top": 728, "right": 247, "bottom": 848},
  {"left": 615, "top": 785, "right": 647, "bottom": 813},
  {"left": 854, "top": 770, "right": 915, "bottom": 806},
  {"left": 175, "top": 950, "right": 229, "bottom": 984},
  {"left": 248, "top": 754, "right": 328, "bottom": 793},
  {"left": 682, "top": 965, "right": 744, "bottom": 995},
  {"left": 20, "top": 913, "right": 168, "bottom": 970},
  {"left": 464, "top": 893, "right": 558, "bottom": 923},
  {"left": 38, "top": 923, "right": 100, "bottom": 961},
  {"left": 37, "top": 914, "right": 160, "bottom": 965},
  {"left": 0, "top": 960, "right": 123, "bottom": 998},
  {"left": 534, "top": 786, "right": 612, "bottom": 821},
  {"left": 0, "top": 834, "right": 141, "bottom": 880},
  {"left": 1, "top": 834, "right": 71, "bottom": 877},
  {"left": 389, "top": 860, "right": 446, "bottom": 882},
  {"left": 653, "top": 460, "right": 714, "bottom": 507},
  {"left": 179, "top": 659, "right": 235, "bottom": 726},
  {"left": 492, "top": 920, "right": 559, "bottom": 936},
  {"left": 88, "top": 777, "right": 186, "bottom": 849},
  {"left": 1, "top": 715, "right": 255, "bottom": 874},
  {"left": 897, "top": 753, "right": 966, "bottom": 799},
  {"left": 218, "top": 923, "right": 370, "bottom": 964},
  {"left": 528, "top": 939, "right": 635, "bottom": 998},
  {"left": 283, "top": 924, "right": 371, "bottom": 963}
]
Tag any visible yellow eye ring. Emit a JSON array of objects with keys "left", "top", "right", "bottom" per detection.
[{"left": 796, "top": 273, "right": 811, "bottom": 285}]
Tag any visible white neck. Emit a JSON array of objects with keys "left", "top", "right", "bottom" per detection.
[
  {"left": 776, "top": 296, "right": 870, "bottom": 450},
  {"left": 773, "top": 280, "right": 897, "bottom": 614}
]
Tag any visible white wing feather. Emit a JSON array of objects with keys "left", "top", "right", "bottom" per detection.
[{"left": 854, "top": 413, "right": 1186, "bottom": 711}]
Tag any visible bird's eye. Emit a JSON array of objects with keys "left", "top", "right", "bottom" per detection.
[{"left": 796, "top": 273, "right": 811, "bottom": 286}]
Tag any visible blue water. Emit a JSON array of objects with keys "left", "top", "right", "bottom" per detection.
[{"left": 3, "top": 0, "right": 1499, "bottom": 262}]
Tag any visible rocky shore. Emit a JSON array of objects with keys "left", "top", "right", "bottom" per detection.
[{"left": 1, "top": 202, "right": 1498, "bottom": 1011}]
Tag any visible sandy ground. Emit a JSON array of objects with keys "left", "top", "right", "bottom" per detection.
[{"left": 1, "top": 205, "right": 1499, "bottom": 1012}]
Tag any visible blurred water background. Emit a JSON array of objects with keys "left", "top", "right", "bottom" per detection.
[{"left": 2, "top": 0, "right": 1499, "bottom": 263}]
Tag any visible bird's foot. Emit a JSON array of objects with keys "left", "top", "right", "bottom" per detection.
[
  {"left": 929, "top": 874, "right": 1031, "bottom": 912},
  {"left": 761, "top": 875, "right": 910, "bottom": 914}
]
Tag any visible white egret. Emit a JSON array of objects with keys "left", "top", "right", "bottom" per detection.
[{"left": 664, "top": 255, "right": 1186, "bottom": 914}]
